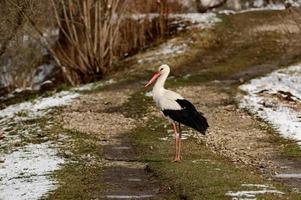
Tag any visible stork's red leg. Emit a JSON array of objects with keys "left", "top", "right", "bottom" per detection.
[
  {"left": 178, "top": 123, "right": 182, "bottom": 160},
  {"left": 172, "top": 122, "right": 180, "bottom": 162}
]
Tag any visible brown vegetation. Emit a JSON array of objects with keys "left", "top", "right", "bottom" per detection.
[
  {"left": 50, "top": 0, "right": 173, "bottom": 85},
  {"left": 1, "top": 0, "right": 187, "bottom": 90}
]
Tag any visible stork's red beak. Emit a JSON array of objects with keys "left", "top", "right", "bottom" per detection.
[{"left": 145, "top": 71, "right": 160, "bottom": 87}]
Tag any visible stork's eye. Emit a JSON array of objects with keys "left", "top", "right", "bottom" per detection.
[{"left": 160, "top": 68, "right": 163, "bottom": 71}]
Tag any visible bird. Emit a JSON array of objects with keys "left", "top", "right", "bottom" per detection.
[{"left": 145, "top": 64, "right": 209, "bottom": 162}]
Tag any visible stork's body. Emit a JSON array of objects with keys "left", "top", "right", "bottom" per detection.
[{"left": 145, "top": 64, "right": 209, "bottom": 161}]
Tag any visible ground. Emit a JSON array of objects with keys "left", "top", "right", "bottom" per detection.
[
  {"left": 43, "top": 9, "right": 301, "bottom": 199},
  {"left": 2, "top": 9, "right": 301, "bottom": 200}
]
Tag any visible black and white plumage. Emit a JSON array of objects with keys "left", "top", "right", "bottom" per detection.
[
  {"left": 145, "top": 64, "right": 209, "bottom": 161},
  {"left": 162, "top": 99, "right": 208, "bottom": 134}
]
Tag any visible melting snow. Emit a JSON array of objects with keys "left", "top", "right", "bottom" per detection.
[
  {"left": 239, "top": 65, "right": 301, "bottom": 144},
  {"left": 74, "top": 79, "right": 115, "bottom": 92},
  {"left": 171, "top": 13, "right": 221, "bottom": 28},
  {"left": 0, "top": 91, "right": 79, "bottom": 119},
  {"left": 0, "top": 143, "right": 64, "bottom": 200},
  {"left": 159, "top": 130, "right": 195, "bottom": 141},
  {"left": 219, "top": 3, "right": 287, "bottom": 15},
  {"left": 0, "top": 79, "right": 119, "bottom": 199},
  {"left": 131, "top": 13, "right": 220, "bottom": 29},
  {"left": 138, "top": 40, "right": 189, "bottom": 64},
  {"left": 157, "top": 43, "right": 187, "bottom": 55},
  {"left": 275, "top": 173, "right": 301, "bottom": 178},
  {"left": 226, "top": 184, "right": 284, "bottom": 200}
]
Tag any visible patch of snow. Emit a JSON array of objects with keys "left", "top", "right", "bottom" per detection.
[
  {"left": 171, "top": 13, "right": 221, "bottom": 28},
  {"left": 219, "top": 10, "right": 237, "bottom": 15},
  {"left": 130, "top": 13, "right": 159, "bottom": 21},
  {"left": 218, "top": 3, "right": 287, "bottom": 15},
  {"left": 241, "top": 184, "right": 270, "bottom": 188},
  {"left": 160, "top": 130, "right": 194, "bottom": 141},
  {"left": 74, "top": 79, "right": 115, "bottom": 92},
  {"left": 0, "top": 142, "right": 64, "bottom": 200},
  {"left": 159, "top": 137, "right": 168, "bottom": 141},
  {"left": 0, "top": 91, "right": 79, "bottom": 119},
  {"left": 226, "top": 184, "right": 284, "bottom": 200},
  {"left": 140, "top": 39, "right": 190, "bottom": 63},
  {"left": 145, "top": 92, "right": 153, "bottom": 97},
  {"left": 240, "top": 3, "right": 286, "bottom": 12},
  {"left": 239, "top": 65, "right": 301, "bottom": 145},
  {"left": 131, "top": 13, "right": 220, "bottom": 29},
  {"left": 275, "top": 173, "right": 301, "bottom": 178},
  {"left": 156, "top": 43, "right": 188, "bottom": 55}
]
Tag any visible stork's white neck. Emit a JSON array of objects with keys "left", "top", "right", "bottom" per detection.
[{"left": 152, "top": 71, "right": 169, "bottom": 96}]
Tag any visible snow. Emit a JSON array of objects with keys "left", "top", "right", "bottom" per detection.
[
  {"left": 171, "top": 13, "right": 221, "bottom": 28},
  {"left": 0, "top": 77, "right": 118, "bottom": 120},
  {"left": 0, "top": 143, "right": 64, "bottom": 200},
  {"left": 0, "top": 79, "right": 119, "bottom": 199},
  {"left": 138, "top": 39, "right": 190, "bottom": 64},
  {"left": 157, "top": 43, "right": 187, "bottom": 55},
  {"left": 74, "top": 79, "right": 115, "bottom": 92},
  {"left": 159, "top": 129, "right": 195, "bottom": 141},
  {"left": 226, "top": 184, "right": 284, "bottom": 199},
  {"left": 275, "top": 173, "right": 301, "bottom": 178},
  {"left": 239, "top": 3, "right": 286, "bottom": 12},
  {"left": 0, "top": 88, "right": 79, "bottom": 199},
  {"left": 239, "top": 65, "right": 301, "bottom": 144},
  {"left": 131, "top": 13, "right": 220, "bottom": 29},
  {"left": 130, "top": 14, "right": 159, "bottom": 21},
  {"left": 145, "top": 91, "right": 153, "bottom": 97},
  {"left": 0, "top": 91, "right": 79, "bottom": 119},
  {"left": 219, "top": 3, "right": 286, "bottom": 15}
]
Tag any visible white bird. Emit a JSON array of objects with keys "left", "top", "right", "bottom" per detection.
[{"left": 145, "top": 64, "right": 209, "bottom": 162}]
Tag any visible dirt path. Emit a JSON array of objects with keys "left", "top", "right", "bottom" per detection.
[
  {"left": 60, "top": 88, "right": 161, "bottom": 199},
  {"left": 102, "top": 135, "right": 159, "bottom": 199},
  {"left": 176, "top": 83, "right": 276, "bottom": 169}
]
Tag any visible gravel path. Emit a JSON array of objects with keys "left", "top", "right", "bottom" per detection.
[{"left": 61, "top": 88, "right": 159, "bottom": 199}]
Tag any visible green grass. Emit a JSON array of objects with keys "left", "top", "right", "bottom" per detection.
[
  {"left": 258, "top": 122, "right": 301, "bottom": 157},
  {"left": 129, "top": 115, "right": 301, "bottom": 199},
  {"left": 47, "top": 128, "right": 106, "bottom": 200}
]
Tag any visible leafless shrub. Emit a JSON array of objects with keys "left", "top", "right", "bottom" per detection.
[
  {"left": 48, "top": 0, "right": 128, "bottom": 85},
  {"left": 0, "top": 0, "right": 181, "bottom": 91},
  {"left": 48, "top": 0, "right": 173, "bottom": 85}
]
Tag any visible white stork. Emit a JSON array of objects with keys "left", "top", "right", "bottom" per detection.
[{"left": 145, "top": 64, "right": 209, "bottom": 162}]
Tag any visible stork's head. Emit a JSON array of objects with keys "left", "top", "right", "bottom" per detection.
[{"left": 145, "top": 64, "right": 170, "bottom": 87}]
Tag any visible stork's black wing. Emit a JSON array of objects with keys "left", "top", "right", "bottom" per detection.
[{"left": 162, "top": 99, "right": 209, "bottom": 134}]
